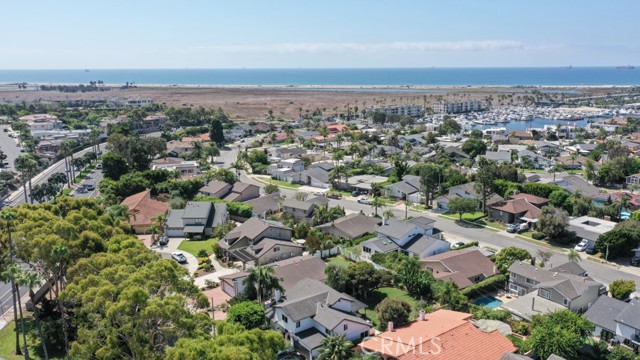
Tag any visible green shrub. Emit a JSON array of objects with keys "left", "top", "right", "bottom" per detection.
[
  {"left": 462, "top": 274, "right": 508, "bottom": 298},
  {"left": 454, "top": 241, "right": 479, "bottom": 251},
  {"left": 197, "top": 249, "right": 209, "bottom": 257},
  {"left": 532, "top": 232, "right": 546, "bottom": 240}
]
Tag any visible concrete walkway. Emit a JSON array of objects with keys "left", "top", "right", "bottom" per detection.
[
  {"left": 193, "top": 254, "right": 239, "bottom": 288},
  {"left": 151, "top": 237, "right": 199, "bottom": 276}
]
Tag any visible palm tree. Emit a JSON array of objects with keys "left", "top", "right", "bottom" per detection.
[
  {"left": 21, "top": 271, "right": 49, "bottom": 360},
  {"left": 383, "top": 209, "right": 395, "bottom": 221},
  {"left": 404, "top": 200, "right": 413, "bottom": 219},
  {"left": 317, "top": 335, "right": 353, "bottom": 360},
  {"left": 370, "top": 196, "right": 384, "bottom": 217},
  {"left": 0, "top": 211, "right": 22, "bottom": 356},
  {"left": 15, "top": 154, "right": 37, "bottom": 204},
  {"left": 567, "top": 249, "right": 582, "bottom": 262},
  {"left": 106, "top": 204, "right": 134, "bottom": 226},
  {"left": 242, "top": 265, "right": 283, "bottom": 305},
  {"left": 148, "top": 224, "right": 162, "bottom": 245},
  {"left": 584, "top": 158, "right": 596, "bottom": 185},
  {"left": 548, "top": 162, "right": 564, "bottom": 182},
  {"left": 2, "top": 264, "right": 29, "bottom": 359},
  {"left": 320, "top": 125, "right": 329, "bottom": 157}
]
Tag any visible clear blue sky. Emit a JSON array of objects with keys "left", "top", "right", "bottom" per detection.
[{"left": 2, "top": 0, "right": 638, "bottom": 69}]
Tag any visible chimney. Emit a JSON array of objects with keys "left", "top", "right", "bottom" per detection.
[
  {"left": 531, "top": 298, "right": 535, "bottom": 311},
  {"left": 530, "top": 257, "right": 536, "bottom": 266},
  {"left": 388, "top": 322, "right": 394, "bottom": 332},
  {"left": 419, "top": 311, "right": 426, "bottom": 321},
  {"left": 382, "top": 216, "right": 386, "bottom": 226},
  {"left": 274, "top": 289, "right": 281, "bottom": 302}
]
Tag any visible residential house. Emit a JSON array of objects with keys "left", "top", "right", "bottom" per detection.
[
  {"left": 518, "top": 149, "right": 554, "bottom": 169},
  {"left": 360, "top": 310, "right": 517, "bottom": 360},
  {"left": 282, "top": 198, "right": 319, "bottom": 224},
  {"left": 218, "top": 218, "right": 301, "bottom": 266},
  {"left": 551, "top": 175, "right": 600, "bottom": 197},
  {"left": 436, "top": 182, "right": 503, "bottom": 211},
  {"left": 245, "top": 193, "right": 283, "bottom": 218},
  {"left": 198, "top": 180, "right": 232, "bottom": 198},
  {"left": 164, "top": 201, "right": 228, "bottom": 238},
  {"left": 165, "top": 140, "right": 195, "bottom": 157},
  {"left": 533, "top": 141, "right": 563, "bottom": 156},
  {"left": 567, "top": 216, "right": 616, "bottom": 245},
  {"left": 555, "top": 155, "right": 593, "bottom": 170},
  {"left": 591, "top": 192, "right": 640, "bottom": 212},
  {"left": 443, "top": 146, "right": 470, "bottom": 160},
  {"left": 19, "top": 114, "right": 62, "bottom": 132},
  {"left": 338, "top": 174, "right": 388, "bottom": 194},
  {"left": 566, "top": 143, "right": 598, "bottom": 155},
  {"left": 302, "top": 165, "right": 332, "bottom": 189},
  {"left": 139, "top": 114, "right": 167, "bottom": 133},
  {"left": 385, "top": 174, "right": 422, "bottom": 203},
  {"left": 420, "top": 248, "right": 499, "bottom": 289},
  {"left": 585, "top": 296, "right": 640, "bottom": 351},
  {"left": 273, "top": 279, "right": 371, "bottom": 360},
  {"left": 121, "top": 189, "right": 168, "bottom": 234},
  {"left": 481, "top": 151, "right": 512, "bottom": 164},
  {"left": 503, "top": 261, "right": 605, "bottom": 321},
  {"left": 489, "top": 193, "right": 548, "bottom": 226},
  {"left": 627, "top": 173, "right": 640, "bottom": 186},
  {"left": 314, "top": 213, "right": 380, "bottom": 240},
  {"left": 508, "top": 130, "right": 533, "bottom": 141},
  {"left": 220, "top": 255, "right": 327, "bottom": 298},
  {"left": 361, "top": 217, "right": 446, "bottom": 258},
  {"left": 270, "top": 147, "right": 307, "bottom": 160},
  {"left": 151, "top": 158, "right": 200, "bottom": 177},
  {"left": 198, "top": 180, "right": 260, "bottom": 202},
  {"left": 181, "top": 133, "right": 211, "bottom": 143},
  {"left": 268, "top": 158, "right": 305, "bottom": 183}
]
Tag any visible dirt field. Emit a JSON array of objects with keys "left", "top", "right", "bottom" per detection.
[{"left": 0, "top": 85, "right": 612, "bottom": 120}]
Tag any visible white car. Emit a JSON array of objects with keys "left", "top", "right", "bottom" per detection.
[
  {"left": 357, "top": 197, "right": 372, "bottom": 204},
  {"left": 313, "top": 191, "right": 324, "bottom": 197},
  {"left": 574, "top": 239, "right": 589, "bottom": 252},
  {"left": 171, "top": 251, "right": 188, "bottom": 264}
]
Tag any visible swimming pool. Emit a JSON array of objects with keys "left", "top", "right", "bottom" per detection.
[{"left": 474, "top": 295, "right": 504, "bottom": 309}]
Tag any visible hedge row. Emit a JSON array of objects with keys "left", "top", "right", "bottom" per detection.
[{"left": 462, "top": 274, "right": 509, "bottom": 298}]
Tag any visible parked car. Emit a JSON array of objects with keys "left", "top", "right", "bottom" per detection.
[
  {"left": 158, "top": 236, "right": 169, "bottom": 246},
  {"left": 585, "top": 247, "right": 598, "bottom": 255},
  {"left": 357, "top": 196, "right": 371, "bottom": 204},
  {"left": 313, "top": 191, "right": 324, "bottom": 197},
  {"left": 450, "top": 241, "right": 465, "bottom": 249},
  {"left": 506, "top": 223, "right": 528, "bottom": 233},
  {"left": 326, "top": 193, "right": 342, "bottom": 200},
  {"left": 171, "top": 251, "right": 188, "bottom": 264},
  {"left": 630, "top": 257, "right": 640, "bottom": 267},
  {"left": 574, "top": 239, "right": 590, "bottom": 252},
  {"left": 86, "top": 184, "right": 95, "bottom": 191}
]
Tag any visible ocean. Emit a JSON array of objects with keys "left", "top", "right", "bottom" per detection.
[{"left": 0, "top": 67, "right": 638, "bottom": 87}]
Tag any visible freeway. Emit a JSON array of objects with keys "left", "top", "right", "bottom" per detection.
[{"left": 237, "top": 169, "right": 640, "bottom": 289}]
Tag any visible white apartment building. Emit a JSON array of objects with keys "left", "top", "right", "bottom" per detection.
[{"left": 434, "top": 100, "right": 485, "bottom": 114}]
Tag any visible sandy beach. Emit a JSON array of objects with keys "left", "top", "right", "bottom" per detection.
[{"left": 0, "top": 85, "right": 620, "bottom": 120}]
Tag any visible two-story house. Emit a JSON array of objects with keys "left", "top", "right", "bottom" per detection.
[
  {"left": 272, "top": 279, "right": 371, "bottom": 360},
  {"left": 585, "top": 296, "right": 640, "bottom": 352},
  {"left": 268, "top": 158, "right": 306, "bottom": 183},
  {"left": 151, "top": 158, "right": 201, "bottom": 177},
  {"left": 361, "top": 217, "right": 448, "bottom": 259},
  {"left": 198, "top": 180, "right": 260, "bottom": 202},
  {"left": 164, "top": 201, "right": 227, "bottom": 238},
  {"left": 385, "top": 174, "right": 422, "bottom": 203},
  {"left": 503, "top": 261, "right": 605, "bottom": 321},
  {"left": 282, "top": 199, "right": 317, "bottom": 224},
  {"left": 218, "top": 218, "right": 302, "bottom": 266}
]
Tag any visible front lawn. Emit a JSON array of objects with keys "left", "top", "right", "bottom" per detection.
[
  {"left": 442, "top": 211, "right": 486, "bottom": 222},
  {"left": 0, "top": 319, "right": 65, "bottom": 360},
  {"left": 326, "top": 256, "right": 351, "bottom": 267},
  {"left": 252, "top": 176, "right": 301, "bottom": 189},
  {"left": 362, "top": 287, "right": 420, "bottom": 328},
  {"left": 177, "top": 238, "right": 219, "bottom": 257}
]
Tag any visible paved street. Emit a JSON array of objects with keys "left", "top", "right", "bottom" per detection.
[
  {"left": 0, "top": 124, "right": 21, "bottom": 172},
  {"left": 71, "top": 167, "right": 104, "bottom": 199}
]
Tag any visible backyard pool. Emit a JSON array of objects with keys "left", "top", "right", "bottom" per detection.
[{"left": 474, "top": 295, "right": 504, "bottom": 309}]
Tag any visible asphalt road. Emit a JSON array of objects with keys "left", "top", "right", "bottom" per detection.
[
  {"left": 71, "top": 167, "right": 104, "bottom": 199},
  {"left": 0, "top": 124, "right": 22, "bottom": 171}
]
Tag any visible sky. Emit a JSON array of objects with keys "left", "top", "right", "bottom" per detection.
[{"left": 1, "top": 0, "right": 639, "bottom": 69}]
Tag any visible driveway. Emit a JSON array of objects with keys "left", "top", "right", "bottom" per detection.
[{"left": 152, "top": 237, "right": 199, "bottom": 276}]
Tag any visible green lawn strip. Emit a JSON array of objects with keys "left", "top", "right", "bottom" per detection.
[
  {"left": 177, "top": 238, "right": 219, "bottom": 257},
  {"left": 0, "top": 319, "right": 64, "bottom": 360},
  {"left": 515, "top": 235, "right": 568, "bottom": 252},
  {"left": 73, "top": 165, "right": 96, "bottom": 184},
  {"left": 325, "top": 256, "right": 351, "bottom": 267},
  {"left": 251, "top": 176, "right": 301, "bottom": 189},
  {"left": 361, "top": 287, "right": 419, "bottom": 328}
]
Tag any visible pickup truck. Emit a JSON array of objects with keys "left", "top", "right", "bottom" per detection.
[{"left": 506, "top": 223, "right": 528, "bottom": 233}]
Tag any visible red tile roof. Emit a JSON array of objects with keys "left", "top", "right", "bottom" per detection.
[
  {"left": 360, "top": 310, "right": 516, "bottom": 360},
  {"left": 181, "top": 133, "right": 211, "bottom": 143},
  {"left": 121, "top": 189, "right": 168, "bottom": 227}
]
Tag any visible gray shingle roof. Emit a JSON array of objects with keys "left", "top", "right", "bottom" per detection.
[
  {"left": 303, "top": 167, "right": 331, "bottom": 184},
  {"left": 362, "top": 237, "right": 400, "bottom": 253},
  {"left": 403, "top": 234, "right": 442, "bottom": 255},
  {"left": 376, "top": 218, "right": 417, "bottom": 240},
  {"left": 165, "top": 209, "right": 184, "bottom": 228},
  {"left": 407, "top": 216, "right": 436, "bottom": 228},
  {"left": 584, "top": 296, "right": 628, "bottom": 332},
  {"left": 245, "top": 194, "right": 282, "bottom": 215},
  {"left": 283, "top": 198, "right": 315, "bottom": 212},
  {"left": 225, "top": 217, "right": 290, "bottom": 241},
  {"left": 313, "top": 303, "right": 370, "bottom": 331},
  {"left": 386, "top": 180, "right": 419, "bottom": 195},
  {"left": 296, "top": 328, "right": 326, "bottom": 351},
  {"left": 199, "top": 180, "right": 231, "bottom": 196},
  {"left": 183, "top": 201, "right": 212, "bottom": 219},
  {"left": 615, "top": 299, "right": 640, "bottom": 330},
  {"left": 314, "top": 213, "right": 379, "bottom": 239},
  {"left": 549, "top": 261, "right": 587, "bottom": 277}
]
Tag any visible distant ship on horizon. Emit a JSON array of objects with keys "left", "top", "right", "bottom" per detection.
[{"left": 616, "top": 65, "right": 635, "bottom": 69}]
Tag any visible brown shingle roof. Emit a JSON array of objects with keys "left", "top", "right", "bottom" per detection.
[
  {"left": 420, "top": 249, "right": 499, "bottom": 289},
  {"left": 509, "top": 193, "right": 549, "bottom": 206},
  {"left": 491, "top": 198, "right": 542, "bottom": 218},
  {"left": 121, "top": 189, "right": 168, "bottom": 227}
]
